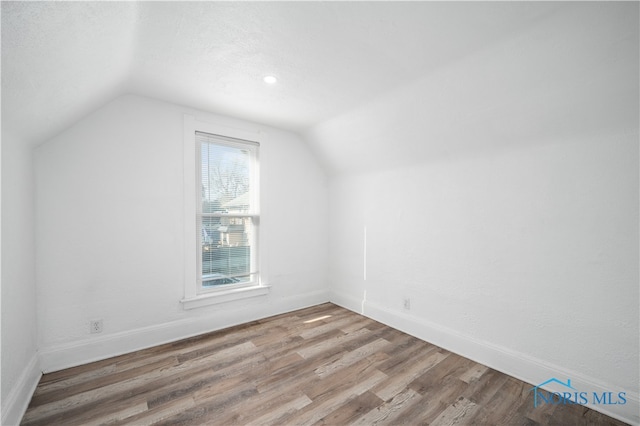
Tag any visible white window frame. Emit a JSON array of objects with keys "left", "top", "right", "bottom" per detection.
[{"left": 181, "top": 115, "right": 270, "bottom": 309}]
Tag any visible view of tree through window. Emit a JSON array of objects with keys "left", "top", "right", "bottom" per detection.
[{"left": 198, "top": 132, "right": 257, "bottom": 288}]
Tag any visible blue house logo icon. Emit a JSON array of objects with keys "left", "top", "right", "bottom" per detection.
[{"left": 530, "top": 378, "right": 576, "bottom": 407}]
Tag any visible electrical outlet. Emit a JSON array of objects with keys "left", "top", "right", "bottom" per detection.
[
  {"left": 90, "top": 319, "right": 103, "bottom": 334},
  {"left": 403, "top": 298, "right": 411, "bottom": 311}
]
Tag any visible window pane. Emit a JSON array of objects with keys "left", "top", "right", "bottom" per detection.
[
  {"left": 201, "top": 142, "right": 251, "bottom": 214},
  {"left": 201, "top": 216, "right": 253, "bottom": 286}
]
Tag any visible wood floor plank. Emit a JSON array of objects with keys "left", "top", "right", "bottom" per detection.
[
  {"left": 30, "top": 356, "right": 179, "bottom": 407},
  {"left": 36, "top": 350, "right": 142, "bottom": 384},
  {"left": 285, "top": 370, "right": 388, "bottom": 425},
  {"left": 112, "top": 395, "right": 197, "bottom": 426},
  {"left": 247, "top": 394, "right": 313, "bottom": 426},
  {"left": 32, "top": 363, "right": 118, "bottom": 396},
  {"left": 71, "top": 397, "right": 149, "bottom": 426},
  {"left": 459, "top": 362, "right": 489, "bottom": 384},
  {"left": 300, "top": 316, "right": 359, "bottom": 339},
  {"left": 21, "top": 303, "right": 630, "bottom": 426},
  {"left": 379, "top": 332, "right": 423, "bottom": 359},
  {"left": 467, "top": 376, "right": 529, "bottom": 424},
  {"left": 313, "top": 390, "right": 383, "bottom": 425},
  {"left": 373, "top": 349, "right": 448, "bottom": 401},
  {"left": 458, "top": 367, "right": 510, "bottom": 412},
  {"left": 504, "top": 394, "right": 555, "bottom": 425},
  {"left": 23, "top": 341, "right": 262, "bottom": 425},
  {"left": 338, "top": 316, "right": 376, "bottom": 334},
  {"left": 217, "top": 388, "right": 312, "bottom": 425},
  {"left": 408, "top": 351, "right": 474, "bottom": 396},
  {"left": 430, "top": 396, "right": 479, "bottom": 426},
  {"left": 303, "top": 351, "right": 388, "bottom": 402},
  {"left": 351, "top": 387, "right": 422, "bottom": 425},
  {"left": 156, "top": 383, "right": 258, "bottom": 426},
  {"left": 412, "top": 370, "right": 474, "bottom": 424},
  {"left": 314, "top": 338, "right": 390, "bottom": 378},
  {"left": 296, "top": 327, "right": 368, "bottom": 359},
  {"left": 254, "top": 346, "right": 342, "bottom": 394}
]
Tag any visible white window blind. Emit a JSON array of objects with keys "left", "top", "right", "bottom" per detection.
[{"left": 196, "top": 131, "right": 259, "bottom": 290}]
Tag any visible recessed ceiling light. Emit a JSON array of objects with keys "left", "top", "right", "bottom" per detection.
[{"left": 263, "top": 75, "right": 277, "bottom": 84}]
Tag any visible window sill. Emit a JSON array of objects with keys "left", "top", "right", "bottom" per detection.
[{"left": 180, "top": 285, "right": 271, "bottom": 310}]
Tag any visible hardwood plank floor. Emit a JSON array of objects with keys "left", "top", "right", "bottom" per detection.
[{"left": 22, "top": 303, "right": 628, "bottom": 425}]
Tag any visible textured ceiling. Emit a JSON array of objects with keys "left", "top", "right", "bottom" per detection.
[
  {"left": 2, "top": 1, "right": 564, "bottom": 146},
  {"left": 2, "top": 1, "right": 138, "bottom": 145}
]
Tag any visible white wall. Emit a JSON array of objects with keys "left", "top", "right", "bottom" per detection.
[
  {"left": 310, "top": 3, "right": 639, "bottom": 424},
  {"left": 1, "top": 135, "right": 41, "bottom": 425},
  {"left": 35, "top": 94, "right": 328, "bottom": 371},
  {"left": 328, "top": 133, "right": 638, "bottom": 389}
]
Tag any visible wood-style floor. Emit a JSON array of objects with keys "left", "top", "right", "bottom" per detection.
[{"left": 22, "top": 303, "right": 627, "bottom": 426}]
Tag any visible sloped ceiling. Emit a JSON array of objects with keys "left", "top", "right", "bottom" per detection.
[
  {"left": 2, "top": 1, "right": 565, "bottom": 148},
  {"left": 2, "top": 1, "right": 138, "bottom": 145},
  {"left": 305, "top": 2, "right": 639, "bottom": 174}
]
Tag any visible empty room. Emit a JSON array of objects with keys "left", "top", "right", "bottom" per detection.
[{"left": 1, "top": 1, "right": 638, "bottom": 425}]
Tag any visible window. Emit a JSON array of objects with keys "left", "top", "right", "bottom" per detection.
[
  {"left": 182, "top": 116, "right": 269, "bottom": 309},
  {"left": 197, "top": 132, "right": 259, "bottom": 291}
]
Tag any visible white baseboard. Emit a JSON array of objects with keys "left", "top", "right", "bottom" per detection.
[
  {"left": 39, "top": 289, "right": 328, "bottom": 373},
  {"left": 329, "top": 290, "right": 639, "bottom": 426},
  {"left": 1, "top": 353, "right": 42, "bottom": 426}
]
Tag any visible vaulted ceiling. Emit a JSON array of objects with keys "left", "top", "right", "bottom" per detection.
[
  {"left": 3, "top": 1, "right": 566, "bottom": 147},
  {"left": 2, "top": 2, "right": 638, "bottom": 175}
]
